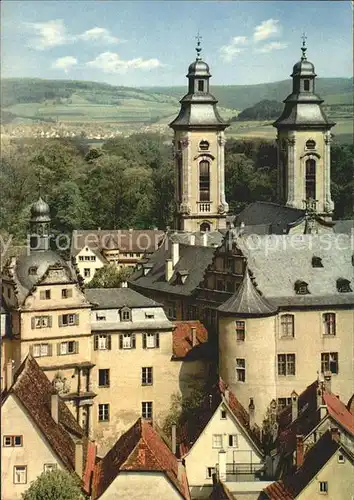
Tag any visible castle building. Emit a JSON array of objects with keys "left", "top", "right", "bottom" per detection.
[
  {"left": 273, "top": 37, "right": 335, "bottom": 219},
  {"left": 169, "top": 37, "right": 229, "bottom": 232}
]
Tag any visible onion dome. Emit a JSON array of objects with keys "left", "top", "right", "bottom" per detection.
[
  {"left": 30, "top": 196, "right": 50, "bottom": 222},
  {"left": 188, "top": 59, "right": 210, "bottom": 77}
]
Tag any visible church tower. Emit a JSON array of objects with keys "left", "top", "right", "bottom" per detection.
[
  {"left": 169, "top": 36, "right": 229, "bottom": 232},
  {"left": 274, "top": 37, "right": 335, "bottom": 219},
  {"left": 29, "top": 196, "right": 51, "bottom": 251}
]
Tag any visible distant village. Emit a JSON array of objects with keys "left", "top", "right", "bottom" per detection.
[{"left": 1, "top": 38, "right": 353, "bottom": 500}]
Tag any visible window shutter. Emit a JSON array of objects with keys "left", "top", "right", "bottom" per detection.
[
  {"left": 132, "top": 334, "right": 136, "bottom": 349},
  {"left": 156, "top": 333, "right": 160, "bottom": 348},
  {"left": 75, "top": 314, "right": 79, "bottom": 326},
  {"left": 48, "top": 316, "right": 52, "bottom": 328},
  {"left": 75, "top": 341, "right": 79, "bottom": 354},
  {"left": 48, "top": 344, "right": 52, "bottom": 356},
  {"left": 31, "top": 317, "right": 35, "bottom": 329},
  {"left": 119, "top": 334, "right": 123, "bottom": 349},
  {"left": 68, "top": 289, "right": 73, "bottom": 298},
  {"left": 142, "top": 333, "right": 147, "bottom": 349},
  {"left": 94, "top": 335, "right": 98, "bottom": 351},
  {"left": 58, "top": 315, "right": 63, "bottom": 327},
  {"left": 107, "top": 335, "right": 112, "bottom": 350}
]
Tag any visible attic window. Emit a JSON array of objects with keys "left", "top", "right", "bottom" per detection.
[
  {"left": 337, "top": 278, "right": 352, "bottom": 293},
  {"left": 145, "top": 312, "right": 155, "bottom": 319},
  {"left": 306, "top": 139, "right": 316, "bottom": 149},
  {"left": 28, "top": 266, "right": 38, "bottom": 276},
  {"left": 199, "top": 140, "right": 209, "bottom": 151},
  {"left": 312, "top": 256, "right": 323, "bottom": 268},
  {"left": 120, "top": 307, "right": 131, "bottom": 322},
  {"left": 294, "top": 280, "right": 310, "bottom": 295}
]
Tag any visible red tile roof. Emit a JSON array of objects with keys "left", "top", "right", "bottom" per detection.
[
  {"left": 347, "top": 394, "right": 354, "bottom": 415},
  {"left": 92, "top": 419, "right": 190, "bottom": 499},
  {"left": 178, "top": 378, "right": 263, "bottom": 457},
  {"left": 1, "top": 355, "right": 87, "bottom": 474},
  {"left": 324, "top": 392, "right": 354, "bottom": 435},
  {"left": 172, "top": 321, "right": 208, "bottom": 359},
  {"left": 83, "top": 441, "right": 97, "bottom": 494}
]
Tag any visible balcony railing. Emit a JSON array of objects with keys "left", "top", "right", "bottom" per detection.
[
  {"left": 197, "top": 202, "right": 211, "bottom": 213},
  {"left": 217, "top": 463, "right": 266, "bottom": 482}
]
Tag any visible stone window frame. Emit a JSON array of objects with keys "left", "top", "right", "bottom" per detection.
[
  {"left": 322, "top": 312, "right": 336, "bottom": 336},
  {"left": 13, "top": 465, "right": 27, "bottom": 485},
  {"left": 280, "top": 314, "right": 295, "bottom": 338}
]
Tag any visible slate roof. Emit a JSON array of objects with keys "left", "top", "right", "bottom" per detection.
[
  {"left": 129, "top": 240, "right": 217, "bottom": 297},
  {"left": 218, "top": 269, "right": 277, "bottom": 316},
  {"left": 333, "top": 219, "right": 354, "bottom": 235},
  {"left": 178, "top": 378, "right": 263, "bottom": 458},
  {"left": 234, "top": 202, "right": 305, "bottom": 234},
  {"left": 1, "top": 355, "right": 87, "bottom": 474},
  {"left": 85, "top": 287, "right": 160, "bottom": 309},
  {"left": 71, "top": 229, "right": 165, "bottom": 256},
  {"left": 92, "top": 418, "right": 190, "bottom": 499},
  {"left": 262, "top": 431, "right": 348, "bottom": 499},
  {"left": 169, "top": 230, "right": 224, "bottom": 247},
  {"left": 235, "top": 233, "right": 354, "bottom": 307},
  {"left": 172, "top": 321, "right": 208, "bottom": 359}
]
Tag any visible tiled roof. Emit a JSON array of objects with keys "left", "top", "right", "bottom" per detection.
[
  {"left": 178, "top": 378, "right": 263, "bottom": 457},
  {"left": 263, "top": 431, "right": 341, "bottom": 499},
  {"left": 234, "top": 202, "right": 305, "bottom": 234},
  {"left": 71, "top": 229, "right": 165, "bottom": 256},
  {"left": 85, "top": 287, "right": 161, "bottom": 309},
  {"left": 172, "top": 321, "right": 208, "bottom": 359},
  {"left": 333, "top": 219, "right": 354, "bottom": 235},
  {"left": 218, "top": 269, "right": 277, "bottom": 316},
  {"left": 235, "top": 233, "right": 354, "bottom": 307},
  {"left": 1, "top": 355, "right": 87, "bottom": 474},
  {"left": 347, "top": 394, "right": 354, "bottom": 415},
  {"left": 130, "top": 239, "right": 217, "bottom": 297},
  {"left": 92, "top": 419, "right": 190, "bottom": 499},
  {"left": 324, "top": 391, "right": 354, "bottom": 435}
]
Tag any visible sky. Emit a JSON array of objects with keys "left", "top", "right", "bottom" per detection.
[{"left": 1, "top": 0, "right": 352, "bottom": 87}]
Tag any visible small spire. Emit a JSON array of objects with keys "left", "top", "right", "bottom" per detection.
[
  {"left": 195, "top": 32, "right": 202, "bottom": 61},
  {"left": 301, "top": 32, "right": 307, "bottom": 60},
  {"left": 38, "top": 169, "right": 42, "bottom": 198}
]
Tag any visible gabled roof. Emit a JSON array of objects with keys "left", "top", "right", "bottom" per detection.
[
  {"left": 85, "top": 287, "right": 161, "bottom": 309},
  {"left": 178, "top": 378, "right": 263, "bottom": 458},
  {"left": 1, "top": 355, "right": 87, "bottom": 473},
  {"left": 92, "top": 418, "right": 190, "bottom": 499},
  {"left": 262, "top": 431, "right": 351, "bottom": 499},
  {"left": 172, "top": 321, "right": 208, "bottom": 359},
  {"left": 71, "top": 229, "right": 165, "bottom": 256},
  {"left": 218, "top": 269, "right": 277, "bottom": 316},
  {"left": 130, "top": 239, "right": 217, "bottom": 297}
]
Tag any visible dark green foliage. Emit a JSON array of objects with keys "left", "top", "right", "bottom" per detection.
[
  {"left": 86, "top": 265, "right": 133, "bottom": 288},
  {"left": 21, "top": 469, "right": 85, "bottom": 500},
  {"left": 231, "top": 100, "right": 284, "bottom": 121}
]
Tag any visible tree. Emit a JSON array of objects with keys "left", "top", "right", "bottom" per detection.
[
  {"left": 21, "top": 469, "right": 85, "bottom": 500},
  {"left": 162, "top": 388, "right": 206, "bottom": 437},
  {"left": 86, "top": 264, "right": 133, "bottom": 288}
]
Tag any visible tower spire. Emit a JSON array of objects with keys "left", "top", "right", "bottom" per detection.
[
  {"left": 301, "top": 32, "right": 307, "bottom": 60},
  {"left": 195, "top": 32, "right": 202, "bottom": 61}
]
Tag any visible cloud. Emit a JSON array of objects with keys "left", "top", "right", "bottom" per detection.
[
  {"left": 52, "top": 56, "right": 78, "bottom": 73},
  {"left": 25, "top": 20, "right": 123, "bottom": 50},
  {"left": 220, "top": 36, "right": 248, "bottom": 62},
  {"left": 255, "top": 42, "right": 288, "bottom": 53},
  {"left": 253, "top": 19, "right": 280, "bottom": 42},
  {"left": 86, "top": 52, "right": 162, "bottom": 73},
  {"left": 26, "top": 19, "right": 72, "bottom": 50},
  {"left": 78, "top": 27, "right": 122, "bottom": 44}
]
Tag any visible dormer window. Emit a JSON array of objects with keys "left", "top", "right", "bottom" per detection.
[
  {"left": 199, "top": 140, "right": 210, "bottom": 151},
  {"left": 120, "top": 307, "right": 131, "bottom": 322},
  {"left": 28, "top": 266, "right": 38, "bottom": 276},
  {"left": 175, "top": 271, "right": 189, "bottom": 285},
  {"left": 337, "top": 278, "right": 352, "bottom": 293},
  {"left": 198, "top": 80, "right": 205, "bottom": 92},
  {"left": 306, "top": 139, "right": 316, "bottom": 150},
  {"left": 145, "top": 312, "right": 155, "bottom": 319},
  {"left": 312, "top": 256, "right": 323, "bottom": 268},
  {"left": 294, "top": 280, "right": 310, "bottom": 295}
]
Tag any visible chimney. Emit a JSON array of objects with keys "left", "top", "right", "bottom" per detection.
[
  {"left": 171, "top": 241, "right": 179, "bottom": 268},
  {"left": 324, "top": 371, "right": 332, "bottom": 393},
  {"left": 201, "top": 232, "right": 208, "bottom": 247},
  {"left": 224, "top": 388, "right": 230, "bottom": 404},
  {"left": 191, "top": 326, "right": 197, "bottom": 347},
  {"left": 296, "top": 435, "right": 304, "bottom": 468},
  {"left": 317, "top": 383, "right": 323, "bottom": 409},
  {"left": 6, "top": 360, "right": 14, "bottom": 390},
  {"left": 319, "top": 404, "right": 327, "bottom": 420},
  {"left": 165, "top": 259, "right": 173, "bottom": 281},
  {"left": 75, "top": 441, "right": 83, "bottom": 477},
  {"left": 190, "top": 234, "right": 195, "bottom": 246},
  {"left": 291, "top": 391, "right": 298, "bottom": 422},
  {"left": 51, "top": 394, "right": 59, "bottom": 423},
  {"left": 171, "top": 424, "right": 177, "bottom": 455},
  {"left": 218, "top": 449, "right": 227, "bottom": 482},
  {"left": 248, "top": 398, "right": 255, "bottom": 428},
  {"left": 330, "top": 427, "right": 340, "bottom": 442}
]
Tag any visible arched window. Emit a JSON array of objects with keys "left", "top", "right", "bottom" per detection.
[
  {"left": 199, "top": 140, "right": 210, "bottom": 151},
  {"left": 304, "top": 79, "right": 310, "bottom": 91},
  {"left": 200, "top": 222, "right": 211, "bottom": 232},
  {"left": 199, "top": 160, "right": 210, "bottom": 201},
  {"left": 305, "top": 158, "right": 316, "bottom": 200}
]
